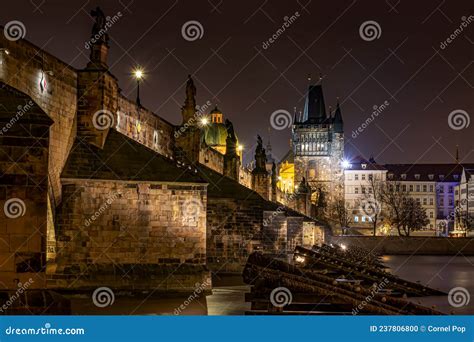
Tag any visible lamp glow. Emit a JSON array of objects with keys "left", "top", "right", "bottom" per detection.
[
  {"left": 200, "top": 117, "right": 209, "bottom": 125},
  {"left": 341, "top": 160, "right": 351, "bottom": 169},
  {"left": 133, "top": 68, "right": 144, "bottom": 80}
]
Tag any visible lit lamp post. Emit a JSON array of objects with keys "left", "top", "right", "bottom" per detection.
[{"left": 133, "top": 68, "right": 144, "bottom": 107}]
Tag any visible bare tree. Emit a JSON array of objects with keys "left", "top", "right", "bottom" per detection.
[
  {"left": 380, "top": 181, "right": 429, "bottom": 236},
  {"left": 331, "top": 196, "right": 352, "bottom": 235},
  {"left": 361, "top": 175, "right": 384, "bottom": 236}
]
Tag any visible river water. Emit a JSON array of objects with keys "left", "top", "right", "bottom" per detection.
[
  {"left": 382, "top": 255, "right": 474, "bottom": 315},
  {"left": 70, "top": 256, "right": 473, "bottom": 315}
]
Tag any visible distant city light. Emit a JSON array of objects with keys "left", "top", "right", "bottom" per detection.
[{"left": 340, "top": 244, "right": 347, "bottom": 251}]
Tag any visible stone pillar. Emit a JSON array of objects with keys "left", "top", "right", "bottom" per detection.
[
  {"left": 252, "top": 172, "right": 270, "bottom": 200},
  {"left": 271, "top": 162, "right": 277, "bottom": 202},
  {"left": 77, "top": 71, "right": 119, "bottom": 148},
  {"left": 77, "top": 7, "right": 119, "bottom": 149},
  {"left": 252, "top": 135, "right": 269, "bottom": 200},
  {"left": 223, "top": 119, "right": 240, "bottom": 181},
  {"left": 175, "top": 75, "right": 200, "bottom": 163}
]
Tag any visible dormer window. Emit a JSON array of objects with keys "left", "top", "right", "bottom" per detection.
[
  {"left": 439, "top": 175, "right": 445, "bottom": 180},
  {"left": 428, "top": 174, "right": 434, "bottom": 180},
  {"left": 454, "top": 174, "right": 459, "bottom": 180},
  {"left": 388, "top": 173, "right": 394, "bottom": 180},
  {"left": 401, "top": 174, "right": 406, "bottom": 180},
  {"left": 361, "top": 163, "right": 367, "bottom": 169},
  {"left": 414, "top": 174, "right": 420, "bottom": 180}
]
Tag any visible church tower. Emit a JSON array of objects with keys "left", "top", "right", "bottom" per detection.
[{"left": 292, "top": 83, "right": 344, "bottom": 208}]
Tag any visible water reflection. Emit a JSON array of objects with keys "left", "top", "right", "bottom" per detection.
[{"left": 383, "top": 255, "right": 474, "bottom": 314}]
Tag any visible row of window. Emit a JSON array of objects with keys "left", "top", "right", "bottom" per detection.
[
  {"left": 346, "top": 174, "right": 379, "bottom": 181},
  {"left": 354, "top": 215, "right": 435, "bottom": 225},
  {"left": 387, "top": 173, "right": 459, "bottom": 181}
]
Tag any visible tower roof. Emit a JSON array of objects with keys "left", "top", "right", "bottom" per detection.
[
  {"left": 302, "top": 84, "right": 327, "bottom": 124},
  {"left": 210, "top": 105, "right": 222, "bottom": 114},
  {"left": 333, "top": 100, "right": 343, "bottom": 133}
]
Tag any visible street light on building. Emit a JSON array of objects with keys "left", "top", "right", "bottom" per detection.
[{"left": 133, "top": 67, "right": 144, "bottom": 107}]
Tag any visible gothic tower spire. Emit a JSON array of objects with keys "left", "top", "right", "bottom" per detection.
[{"left": 333, "top": 99, "right": 343, "bottom": 134}]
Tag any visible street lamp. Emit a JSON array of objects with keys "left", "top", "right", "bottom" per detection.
[
  {"left": 133, "top": 68, "right": 144, "bottom": 107},
  {"left": 200, "top": 117, "right": 209, "bottom": 126},
  {"left": 341, "top": 159, "right": 351, "bottom": 169}
]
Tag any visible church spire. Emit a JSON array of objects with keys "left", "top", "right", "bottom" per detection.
[
  {"left": 302, "top": 83, "right": 327, "bottom": 124},
  {"left": 333, "top": 98, "right": 343, "bottom": 133}
]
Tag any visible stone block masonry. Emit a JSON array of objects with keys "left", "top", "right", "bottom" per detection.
[
  {"left": 50, "top": 180, "right": 210, "bottom": 291},
  {"left": 0, "top": 83, "right": 53, "bottom": 289}
]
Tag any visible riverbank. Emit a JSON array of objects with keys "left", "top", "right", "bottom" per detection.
[{"left": 330, "top": 236, "right": 474, "bottom": 255}]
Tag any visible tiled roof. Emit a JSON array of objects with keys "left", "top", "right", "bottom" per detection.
[
  {"left": 384, "top": 164, "right": 474, "bottom": 182},
  {"left": 345, "top": 156, "right": 386, "bottom": 171}
]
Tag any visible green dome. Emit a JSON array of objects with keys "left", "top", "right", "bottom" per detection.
[{"left": 203, "top": 122, "right": 228, "bottom": 147}]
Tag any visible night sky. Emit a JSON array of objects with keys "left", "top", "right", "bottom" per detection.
[{"left": 1, "top": 0, "right": 472, "bottom": 165}]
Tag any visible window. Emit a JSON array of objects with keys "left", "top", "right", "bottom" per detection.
[
  {"left": 439, "top": 198, "right": 444, "bottom": 206},
  {"left": 402, "top": 184, "right": 407, "bottom": 192},
  {"left": 416, "top": 185, "right": 420, "bottom": 192},
  {"left": 409, "top": 185, "right": 414, "bottom": 192},
  {"left": 438, "top": 186, "right": 444, "bottom": 193},
  {"left": 362, "top": 174, "right": 366, "bottom": 181},
  {"left": 448, "top": 186, "right": 453, "bottom": 193},
  {"left": 415, "top": 174, "right": 420, "bottom": 180},
  {"left": 361, "top": 164, "right": 367, "bottom": 169},
  {"left": 429, "top": 185, "right": 434, "bottom": 192},
  {"left": 423, "top": 185, "right": 427, "bottom": 192},
  {"left": 354, "top": 216, "right": 359, "bottom": 222},
  {"left": 401, "top": 174, "right": 406, "bottom": 180},
  {"left": 355, "top": 187, "right": 359, "bottom": 194},
  {"left": 346, "top": 174, "right": 353, "bottom": 180},
  {"left": 361, "top": 216, "right": 366, "bottom": 222},
  {"left": 361, "top": 187, "right": 366, "bottom": 194},
  {"left": 416, "top": 198, "right": 421, "bottom": 204},
  {"left": 454, "top": 175, "right": 459, "bottom": 180},
  {"left": 428, "top": 174, "right": 434, "bottom": 180},
  {"left": 439, "top": 175, "right": 445, "bottom": 180},
  {"left": 429, "top": 211, "right": 433, "bottom": 218},
  {"left": 355, "top": 174, "right": 359, "bottom": 181},
  {"left": 429, "top": 198, "right": 434, "bottom": 205},
  {"left": 423, "top": 198, "right": 427, "bottom": 205},
  {"left": 368, "top": 174, "right": 373, "bottom": 181},
  {"left": 388, "top": 173, "right": 394, "bottom": 180},
  {"left": 449, "top": 198, "right": 453, "bottom": 206}
]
